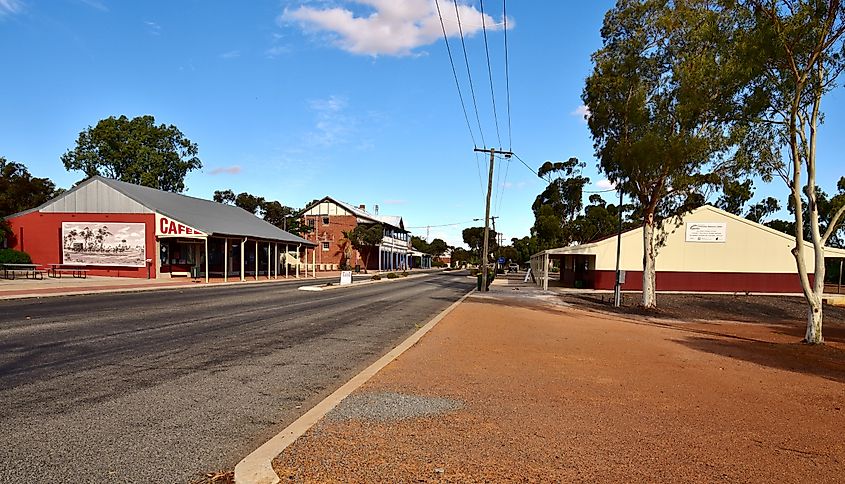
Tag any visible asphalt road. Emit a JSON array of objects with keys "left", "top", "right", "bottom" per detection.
[{"left": 0, "top": 271, "right": 473, "bottom": 483}]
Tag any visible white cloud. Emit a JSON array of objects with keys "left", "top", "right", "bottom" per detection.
[
  {"left": 596, "top": 179, "right": 616, "bottom": 190},
  {"left": 383, "top": 199, "right": 407, "bottom": 205},
  {"left": 78, "top": 0, "right": 108, "bottom": 11},
  {"left": 307, "top": 95, "right": 354, "bottom": 146},
  {"left": 220, "top": 50, "right": 241, "bottom": 59},
  {"left": 571, "top": 104, "right": 590, "bottom": 122},
  {"left": 209, "top": 165, "right": 242, "bottom": 175},
  {"left": 145, "top": 20, "right": 161, "bottom": 35},
  {"left": 0, "top": 0, "right": 23, "bottom": 16},
  {"left": 282, "top": 0, "right": 512, "bottom": 56}
]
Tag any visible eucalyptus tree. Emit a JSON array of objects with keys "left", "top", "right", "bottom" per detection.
[
  {"left": 583, "top": 0, "right": 748, "bottom": 308},
  {"left": 736, "top": 0, "right": 845, "bottom": 343},
  {"left": 531, "top": 158, "right": 591, "bottom": 250},
  {"left": 62, "top": 115, "right": 201, "bottom": 193}
]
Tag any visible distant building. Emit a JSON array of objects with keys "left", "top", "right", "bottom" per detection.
[
  {"left": 530, "top": 204, "right": 845, "bottom": 293},
  {"left": 299, "top": 196, "right": 430, "bottom": 271}
]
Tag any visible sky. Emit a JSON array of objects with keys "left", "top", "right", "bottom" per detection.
[{"left": 1, "top": 0, "right": 843, "bottom": 248}]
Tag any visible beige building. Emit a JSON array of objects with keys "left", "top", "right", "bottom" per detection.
[{"left": 530, "top": 205, "right": 845, "bottom": 293}]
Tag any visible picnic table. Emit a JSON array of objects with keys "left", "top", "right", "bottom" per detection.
[
  {"left": 47, "top": 264, "right": 89, "bottom": 279},
  {"left": 1, "top": 263, "right": 45, "bottom": 280}
]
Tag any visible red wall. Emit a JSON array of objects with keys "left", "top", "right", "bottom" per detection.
[
  {"left": 7, "top": 212, "right": 157, "bottom": 278},
  {"left": 591, "top": 270, "right": 809, "bottom": 293},
  {"left": 302, "top": 214, "right": 361, "bottom": 267}
]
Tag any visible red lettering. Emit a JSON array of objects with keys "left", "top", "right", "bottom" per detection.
[
  {"left": 159, "top": 218, "right": 168, "bottom": 234},
  {"left": 168, "top": 221, "right": 177, "bottom": 234}
]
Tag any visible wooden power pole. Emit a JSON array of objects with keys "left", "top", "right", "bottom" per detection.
[{"left": 474, "top": 148, "right": 513, "bottom": 292}]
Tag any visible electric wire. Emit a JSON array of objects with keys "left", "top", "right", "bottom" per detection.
[
  {"left": 408, "top": 219, "right": 482, "bottom": 229},
  {"left": 434, "top": 0, "right": 477, "bottom": 148},
  {"left": 495, "top": 155, "right": 511, "bottom": 216},
  {"left": 479, "top": 0, "right": 502, "bottom": 148},
  {"left": 453, "top": 0, "right": 486, "bottom": 148},
  {"left": 503, "top": 0, "right": 512, "bottom": 151}
]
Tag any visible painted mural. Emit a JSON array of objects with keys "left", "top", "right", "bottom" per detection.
[{"left": 62, "top": 222, "right": 146, "bottom": 267}]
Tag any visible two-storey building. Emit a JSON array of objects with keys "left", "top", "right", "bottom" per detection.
[{"left": 299, "top": 196, "right": 416, "bottom": 272}]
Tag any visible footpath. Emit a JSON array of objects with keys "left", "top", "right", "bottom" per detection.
[{"left": 254, "top": 276, "right": 844, "bottom": 483}]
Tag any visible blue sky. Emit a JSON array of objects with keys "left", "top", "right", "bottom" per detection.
[{"left": 1, "top": 0, "right": 843, "bottom": 248}]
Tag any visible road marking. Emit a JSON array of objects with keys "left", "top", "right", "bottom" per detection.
[{"left": 234, "top": 287, "right": 475, "bottom": 484}]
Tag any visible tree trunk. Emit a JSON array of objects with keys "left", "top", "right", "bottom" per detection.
[
  {"left": 804, "top": 292, "right": 823, "bottom": 344},
  {"left": 642, "top": 213, "right": 657, "bottom": 308}
]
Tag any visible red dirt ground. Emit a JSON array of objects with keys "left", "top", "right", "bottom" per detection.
[{"left": 274, "top": 293, "right": 845, "bottom": 483}]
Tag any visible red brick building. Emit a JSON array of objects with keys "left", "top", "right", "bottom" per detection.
[{"left": 299, "top": 196, "right": 430, "bottom": 271}]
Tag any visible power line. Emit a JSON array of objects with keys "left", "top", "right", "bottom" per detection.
[
  {"left": 453, "top": 0, "right": 486, "bottom": 148},
  {"left": 479, "top": 0, "right": 502, "bottom": 148},
  {"left": 408, "top": 218, "right": 482, "bottom": 229},
  {"left": 496, "top": 157, "right": 511, "bottom": 215},
  {"left": 503, "top": 0, "right": 512, "bottom": 151},
  {"left": 434, "top": 0, "right": 477, "bottom": 148}
]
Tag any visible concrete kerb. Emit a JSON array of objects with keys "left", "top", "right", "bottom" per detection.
[
  {"left": 233, "top": 288, "right": 476, "bottom": 484},
  {"left": 0, "top": 274, "right": 342, "bottom": 301}
]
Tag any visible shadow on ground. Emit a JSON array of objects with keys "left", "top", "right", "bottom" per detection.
[{"left": 674, "top": 335, "right": 845, "bottom": 384}]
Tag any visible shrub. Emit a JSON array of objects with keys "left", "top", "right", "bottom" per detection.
[
  {"left": 386, "top": 272, "right": 399, "bottom": 279},
  {"left": 468, "top": 268, "right": 479, "bottom": 276},
  {"left": 0, "top": 248, "right": 32, "bottom": 264},
  {"left": 401, "top": 271, "right": 409, "bottom": 277},
  {"left": 371, "top": 274, "right": 382, "bottom": 281}
]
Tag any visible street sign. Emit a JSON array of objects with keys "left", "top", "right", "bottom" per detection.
[
  {"left": 340, "top": 271, "right": 352, "bottom": 286},
  {"left": 497, "top": 257, "right": 506, "bottom": 264}
]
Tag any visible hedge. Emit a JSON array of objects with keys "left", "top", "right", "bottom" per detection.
[{"left": 0, "top": 248, "right": 32, "bottom": 264}]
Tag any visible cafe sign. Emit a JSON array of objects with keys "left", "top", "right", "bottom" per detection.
[{"left": 155, "top": 214, "right": 207, "bottom": 238}]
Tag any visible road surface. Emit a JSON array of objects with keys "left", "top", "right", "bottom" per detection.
[{"left": 0, "top": 271, "right": 473, "bottom": 483}]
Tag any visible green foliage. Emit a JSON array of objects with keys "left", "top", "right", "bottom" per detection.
[
  {"left": 510, "top": 236, "right": 539, "bottom": 265},
  {"left": 428, "top": 238, "right": 448, "bottom": 257},
  {"left": 716, "top": 179, "right": 754, "bottom": 216},
  {"left": 214, "top": 188, "right": 309, "bottom": 235},
  {"left": 0, "top": 219, "right": 11, "bottom": 246},
  {"left": 462, "top": 227, "right": 498, "bottom": 259},
  {"left": 344, "top": 224, "right": 384, "bottom": 270},
  {"left": 746, "top": 196, "right": 782, "bottom": 223},
  {"left": 386, "top": 272, "right": 399, "bottom": 279},
  {"left": 0, "top": 248, "right": 32, "bottom": 264},
  {"left": 411, "top": 236, "right": 429, "bottom": 253},
  {"left": 532, "top": 158, "right": 590, "bottom": 250},
  {"left": 584, "top": 0, "right": 744, "bottom": 224},
  {"left": 370, "top": 274, "right": 382, "bottom": 281},
  {"left": 449, "top": 247, "right": 471, "bottom": 266},
  {"left": 61, "top": 115, "right": 201, "bottom": 193},
  {"left": 1, "top": 157, "right": 58, "bottom": 217}
]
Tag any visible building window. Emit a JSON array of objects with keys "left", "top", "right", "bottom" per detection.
[
  {"left": 322, "top": 216, "right": 330, "bottom": 225},
  {"left": 307, "top": 218, "right": 315, "bottom": 227},
  {"left": 322, "top": 242, "right": 330, "bottom": 251}
]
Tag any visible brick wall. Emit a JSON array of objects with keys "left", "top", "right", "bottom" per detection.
[{"left": 301, "top": 214, "right": 361, "bottom": 268}]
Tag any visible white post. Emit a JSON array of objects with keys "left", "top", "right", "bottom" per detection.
[
  {"left": 223, "top": 238, "right": 228, "bottom": 283},
  {"left": 312, "top": 245, "right": 317, "bottom": 278},
  {"left": 204, "top": 237, "right": 209, "bottom": 283},
  {"left": 378, "top": 247, "right": 382, "bottom": 272},
  {"left": 296, "top": 244, "right": 300, "bottom": 278},
  {"left": 285, "top": 243, "right": 289, "bottom": 278},
  {"left": 543, "top": 253, "right": 549, "bottom": 291},
  {"left": 267, "top": 242, "right": 271, "bottom": 280},
  {"left": 254, "top": 240, "right": 259, "bottom": 281},
  {"left": 274, "top": 243, "right": 278, "bottom": 280},
  {"left": 240, "top": 238, "right": 246, "bottom": 282}
]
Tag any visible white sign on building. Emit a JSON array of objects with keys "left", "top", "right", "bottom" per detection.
[{"left": 685, "top": 222, "right": 727, "bottom": 243}]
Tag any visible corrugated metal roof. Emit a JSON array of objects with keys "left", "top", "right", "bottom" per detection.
[{"left": 27, "top": 176, "right": 314, "bottom": 245}]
